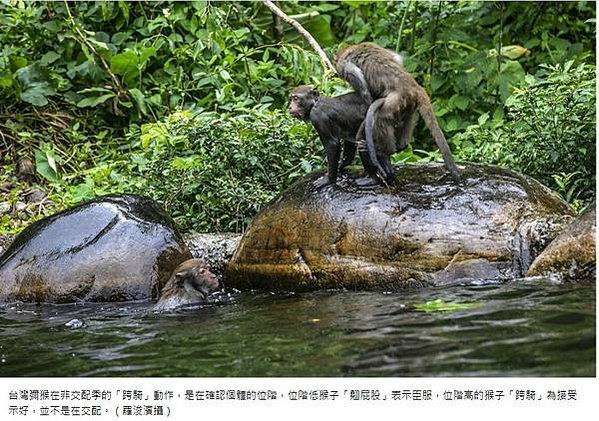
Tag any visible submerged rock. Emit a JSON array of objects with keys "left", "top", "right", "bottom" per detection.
[
  {"left": 226, "top": 164, "right": 575, "bottom": 291},
  {"left": 0, "top": 195, "right": 192, "bottom": 303},
  {"left": 527, "top": 203, "right": 596, "bottom": 281}
]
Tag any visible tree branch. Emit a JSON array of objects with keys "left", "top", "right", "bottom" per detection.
[
  {"left": 63, "top": 1, "right": 125, "bottom": 95},
  {"left": 262, "top": 0, "right": 336, "bottom": 75}
]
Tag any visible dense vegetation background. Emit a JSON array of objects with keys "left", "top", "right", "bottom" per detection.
[{"left": 0, "top": 1, "right": 595, "bottom": 234}]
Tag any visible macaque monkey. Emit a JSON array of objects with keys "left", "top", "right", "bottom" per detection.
[
  {"left": 335, "top": 42, "right": 460, "bottom": 185},
  {"left": 153, "top": 258, "right": 219, "bottom": 311},
  {"left": 289, "top": 85, "right": 373, "bottom": 186}
]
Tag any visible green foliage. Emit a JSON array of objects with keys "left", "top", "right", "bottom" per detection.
[
  {"left": 0, "top": 1, "right": 325, "bottom": 119},
  {"left": 34, "top": 143, "right": 61, "bottom": 182},
  {"left": 0, "top": 0, "right": 595, "bottom": 234},
  {"left": 130, "top": 110, "right": 320, "bottom": 232},
  {"left": 455, "top": 61, "right": 595, "bottom": 210},
  {"left": 44, "top": 110, "right": 320, "bottom": 233}
]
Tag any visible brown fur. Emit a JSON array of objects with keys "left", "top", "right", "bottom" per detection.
[
  {"left": 154, "top": 258, "right": 218, "bottom": 311},
  {"left": 336, "top": 43, "right": 460, "bottom": 183}
]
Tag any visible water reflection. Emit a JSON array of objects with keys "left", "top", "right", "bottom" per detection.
[{"left": 0, "top": 280, "right": 595, "bottom": 377}]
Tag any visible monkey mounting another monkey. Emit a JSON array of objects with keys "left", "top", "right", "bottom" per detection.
[
  {"left": 289, "top": 85, "right": 372, "bottom": 186},
  {"left": 335, "top": 42, "right": 461, "bottom": 185}
]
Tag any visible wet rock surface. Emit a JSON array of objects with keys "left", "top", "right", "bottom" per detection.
[
  {"left": 185, "top": 233, "right": 241, "bottom": 282},
  {"left": 0, "top": 234, "right": 13, "bottom": 256},
  {"left": 527, "top": 203, "right": 596, "bottom": 281},
  {"left": 227, "top": 163, "right": 575, "bottom": 291},
  {"left": 0, "top": 195, "right": 192, "bottom": 303}
]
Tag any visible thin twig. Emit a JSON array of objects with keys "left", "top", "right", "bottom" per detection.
[
  {"left": 395, "top": 1, "right": 411, "bottom": 52},
  {"left": 63, "top": 1, "right": 125, "bottom": 95},
  {"left": 428, "top": 1, "right": 442, "bottom": 78},
  {"left": 262, "top": 0, "right": 336, "bottom": 74}
]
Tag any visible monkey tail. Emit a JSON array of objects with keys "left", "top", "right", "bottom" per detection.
[
  {"left": 417, "top": 93, "right": 460, "bottom": 182},
  {"left": 363, "top": 98, "right": 388, "bottom": 178}
]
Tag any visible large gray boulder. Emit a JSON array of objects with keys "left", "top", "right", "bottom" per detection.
[
  {"left": 527, "top": 203, "right": 595, "bottom": 281},
  {"left": 226, "top": 164, "right": 575, "bottom": 291},
  {"left": 0, "top": 195, "right": 192, "bottom": 303}
]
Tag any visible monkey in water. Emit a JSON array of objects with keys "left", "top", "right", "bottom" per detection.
[
  {"left": 335, "top": 42, "right": 461, "bottom": 185},
  {"left": 289, "top": 85, "right": 374, "bottom": 186},
  {"left": 153, "top": 258, "right": 219, "bottom": 311}
]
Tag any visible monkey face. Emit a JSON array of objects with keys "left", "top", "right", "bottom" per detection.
[
  {"left": 289, "top": 86, "right": 319, "bottom": 121},
  {"left": 154, "top": 259, "right": 219, "bottom": 311},
  {"left": 184, "top": 265, "right": 219, "bottom": 298}
]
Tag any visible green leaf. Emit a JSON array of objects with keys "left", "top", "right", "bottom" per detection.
[
  {"left": 303, "top": 16, "right": 335, "bottom": 47},
  {"left": 35, "top": 148, "right": 60, "bottom": 181},
  {"left": 477, "top": 113, "right": 490, "bottom": 126},
  {"left": 452, "top": 95, "right": 470, "bottom": 111},
  {"left": 0, "top": 75, "right": 12, "bottom": 88},
  {"left": 414, "top": 299, "right": 482, "bottom": 312},
  {"left": 112, "top": 32, "right": 130, "bottom": 45},
  {"left": 118, "top": 0, "right": 130, "bottom": 21},
  {"left": 219, "top": 70, "right": 231, "bottom": 81},
  {"left": 341, "top": 1, "right": 373, "bottom": 7},
  {"left": 76, "top": 93, "right": 115, "bottom": 108},
  {"left": 16, "top": 63, "right": 44, "bottom": 85},
  {"left": 40, "top": 51, "right": 61, "bottom": 66},
  {"left": 21, "top": 82, "right": 55, "bottom": 106},
  {"left": 128, "top": 88, "right": 147, "bottom": 114},
  {"left": 431, "top": 74, "right": 445, "bottom": 91},
  {"left": 110, "top": 50, "right": 138, "bottom": 76},
  {"left": 139, "top": 47, "right": 157, "bottom": 65},
  {"left": 87, "top": 38, "right": 111, "bottom": 59}
]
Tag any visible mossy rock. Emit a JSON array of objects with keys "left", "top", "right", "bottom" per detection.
[{"left": 226, "top": 164, "right": 574, "bottom": 291}]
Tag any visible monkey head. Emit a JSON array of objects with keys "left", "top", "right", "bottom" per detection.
[
  {"left": 288, "top": 85, "right": 320, "bottom": 121},
  {"left": 154, "top": 258, "right": 219, "bottom": 311}
]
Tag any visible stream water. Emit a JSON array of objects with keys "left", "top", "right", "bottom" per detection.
[{"left": 0, "top": 279, "right": 595, "bottom": 377}]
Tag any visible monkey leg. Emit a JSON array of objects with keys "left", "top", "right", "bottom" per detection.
[
  {"left": 339, "top": 140, "right": 357, "bottom": 171},
  {"left": 363, "top": 98, "right": 390, "bottom": 180},
  {"left": 379, "top": 155, "right": 396, "bottom": 186},
  {"left": 356, "top": 121, "right": 380, "bottom": 179},
  {"left": 396, "top": 110, "right": 418, "bottom": 152},
  {"left": 323, "top": 140, "right": 342, "bottom": 186},
  {"left": 357, "top": 138, "right": 386, "bottom": 185},
  {"left": 356, "top": 146, "right": 391, "bottom": 187}
]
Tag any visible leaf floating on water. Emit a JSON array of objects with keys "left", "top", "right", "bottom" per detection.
[{"left": 413, "top": 299, "right": 482, "bottom": 312}]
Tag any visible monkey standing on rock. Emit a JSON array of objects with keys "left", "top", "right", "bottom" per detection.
[
  {"left": 289, "top": 85, "right": 374, "bottom": 186},
  {"left": 335, "top": 42, "right": 461, "bottom": 185}
]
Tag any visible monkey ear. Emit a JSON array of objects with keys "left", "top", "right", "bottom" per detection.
[{"left": 310, "top": 87, "right": 320, "bottom": 98}]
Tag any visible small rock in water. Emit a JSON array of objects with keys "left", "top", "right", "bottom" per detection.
[{"left": 65, "top": 319, "right": 85, "bottom": 329}]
